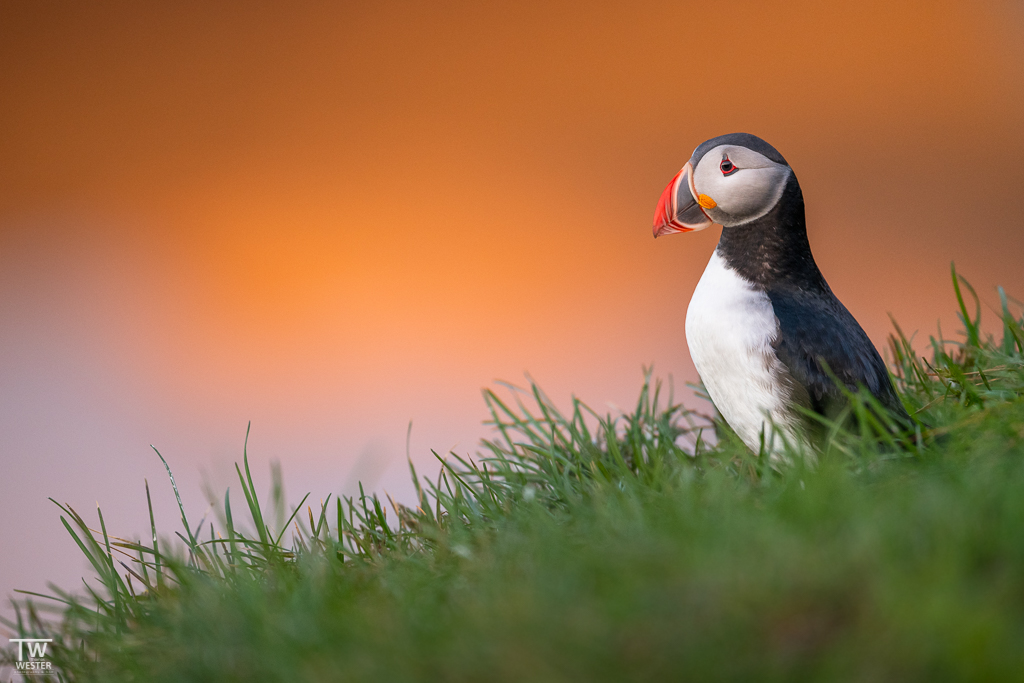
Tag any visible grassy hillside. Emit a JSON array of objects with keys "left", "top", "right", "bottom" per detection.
[{"left": 4, "top": 267, "right": 1024, "bottom": 682}]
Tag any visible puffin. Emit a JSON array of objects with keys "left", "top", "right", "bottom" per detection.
[{"left": 652, "top": 133, "right": 907, "bottom": 455}]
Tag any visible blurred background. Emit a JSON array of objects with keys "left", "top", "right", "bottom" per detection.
[{"left": 2, "top": 0, "right": 1023, "bottom": 612}]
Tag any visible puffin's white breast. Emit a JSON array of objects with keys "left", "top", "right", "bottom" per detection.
[{"left": 685, "top": 251, "right": 798, "bottom": 454}]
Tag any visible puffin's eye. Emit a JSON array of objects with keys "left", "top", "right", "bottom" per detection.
[{"left": 720, "top": 157, "right": 738, "bottom": 176}]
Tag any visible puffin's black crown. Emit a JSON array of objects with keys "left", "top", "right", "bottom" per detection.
[{"left": 689, "top": 133, "right": 789, "bottom": 168}]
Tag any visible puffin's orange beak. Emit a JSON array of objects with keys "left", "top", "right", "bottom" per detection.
[{"left": 653, "top": 162, "right": 714, "bottom": 237}]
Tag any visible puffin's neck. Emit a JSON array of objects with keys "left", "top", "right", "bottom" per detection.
[{"left": 715, "top": 176, "right": 829, "bottom": 293}]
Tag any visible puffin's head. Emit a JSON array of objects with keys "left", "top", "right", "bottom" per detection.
[{"left": 653, "top": 133, "right": 793, "bottom": 236}]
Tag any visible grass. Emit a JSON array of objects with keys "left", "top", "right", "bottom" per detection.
[{"left": 3, "top": 265, "right": 1024, "bottom": 682}]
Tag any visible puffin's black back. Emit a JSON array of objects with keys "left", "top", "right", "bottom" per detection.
[{"left": 769, "top": 282, "right": 907, "bottom": 424}]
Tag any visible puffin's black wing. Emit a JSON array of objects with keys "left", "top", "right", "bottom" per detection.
[{"left": 766, "top": 287, "right": 908, "bottom": 422}]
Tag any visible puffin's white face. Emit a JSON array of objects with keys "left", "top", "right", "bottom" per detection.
[
  {"left": 653, "top": 140, "right": 792, "bottom": 236},
  {"left": 690, "top": 145, "right": 791, "bottom": 228}
]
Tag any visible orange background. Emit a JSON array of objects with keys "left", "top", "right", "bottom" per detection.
[{"left": 2, "top": 1, "right": 1023, "bottom": 607}]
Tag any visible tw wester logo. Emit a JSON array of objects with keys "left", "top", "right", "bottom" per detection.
[{"left": 8, "top": 639, "right": 54, "bottom": 677}]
